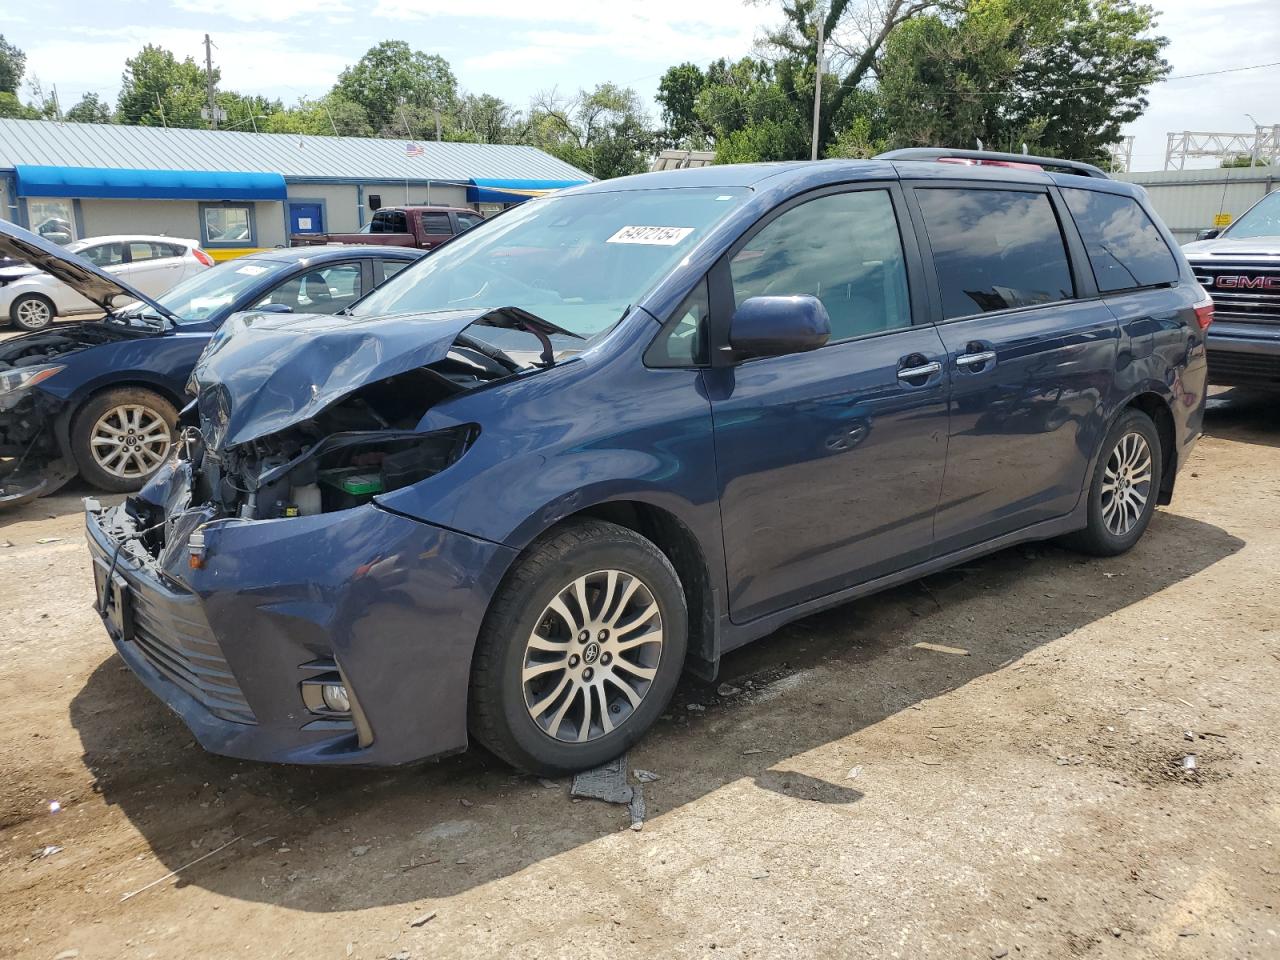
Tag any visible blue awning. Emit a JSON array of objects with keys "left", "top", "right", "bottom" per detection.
[
  {"left": 467, "top": 178, "right": 588, "bottom": 204},
  {"left": 14, "top": 165, "right": 288, "bottom": 201}
]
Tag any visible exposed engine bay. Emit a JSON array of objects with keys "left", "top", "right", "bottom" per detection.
[
  {"left": 184, "top": 340, "right": 510, "bottom": 522},
  {"left": 121, "top": 307, "right": 575, "bottom": 563}
]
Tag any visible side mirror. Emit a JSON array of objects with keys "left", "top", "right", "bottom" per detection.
[
  {"left": 1196, "top": 228, "right": 1221, "bottom": 241},
  {"left": 728, "top": 295, "right": 830, "bottom": 361},
  {"left": 254, "top": 302, "right": 293, "bottom": 314}
]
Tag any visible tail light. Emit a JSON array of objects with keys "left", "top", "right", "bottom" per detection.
[
  {"left": 192, "top": 248, "right": 215, "bottom": 267},
  {"left": 1193, "top": 297, "right": 1214, "bottom": 331}
]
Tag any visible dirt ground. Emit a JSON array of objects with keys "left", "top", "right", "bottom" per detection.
[{"left": 1, "top": 388, "right": 1277, "bottom": 960}]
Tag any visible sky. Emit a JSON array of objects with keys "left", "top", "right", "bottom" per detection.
[{"left": 2, "top": 0, "right": 1277, "bottom": 171}]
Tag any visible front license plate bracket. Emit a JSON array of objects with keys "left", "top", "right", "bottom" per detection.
[{"left": 93, "top": 558, "right": 134, "bottom": 642}]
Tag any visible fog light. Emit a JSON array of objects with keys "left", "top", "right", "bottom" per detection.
[{"left": 321, "top": 683, "right": 350, "bottom": 713}]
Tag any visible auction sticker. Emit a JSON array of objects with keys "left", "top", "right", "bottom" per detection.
[{"left": 607, "top": 225, "right": 695, "bottom": 245}]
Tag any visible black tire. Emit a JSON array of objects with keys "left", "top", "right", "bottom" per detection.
[
  {"left": 1063, "top": 408, "right": 1163, "bottom": 557},
  {"left": 469, "top": 519, "right": 688, "bottom": 776},
  {"left": 10, "top": 293, "right": 56, "bottom": 331},
  {"left": 70, "top": 387, "right": 179, "bottom": 493}
]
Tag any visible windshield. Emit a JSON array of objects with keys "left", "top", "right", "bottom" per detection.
[
  {"left": 1224, "top": 191, "right": 1280, "bottom": 239},
  {"left": 349, "top": 187, "right": 750, "bottom": 338},
  {"left": 143, "top": 257, "right": 287, "bottom": 324}
]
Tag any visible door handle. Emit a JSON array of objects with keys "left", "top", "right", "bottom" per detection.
[
  {"left": 897, "top": 360, "right": 942, "bottom": 381},
  {"left": 955, "top": 350, "right": 997, "bottom": 369}
]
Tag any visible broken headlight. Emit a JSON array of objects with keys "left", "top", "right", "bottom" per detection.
[{"left": 0, "top": 363, "right": 64, "bottom": 397}]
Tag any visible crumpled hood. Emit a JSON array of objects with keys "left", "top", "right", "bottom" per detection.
[
  {"left": 1183, "top": 235, "right": 1280, "bottom": 258},
  {"left": 193, "top": 307, "right": 497, "bottom": 450},
  {"left": 0, "top": 220, "right": 176, "bottom": 318}
]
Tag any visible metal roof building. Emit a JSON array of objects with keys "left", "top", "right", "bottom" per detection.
[{"left": 0, "top": 118, "right": 591, "bottom": 257}]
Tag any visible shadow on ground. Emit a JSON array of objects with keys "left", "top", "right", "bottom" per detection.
[{"left": 69, "top": 506, "right": 1244, "bottom": 911}]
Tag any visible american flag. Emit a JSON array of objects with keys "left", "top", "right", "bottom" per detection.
[{"left": 405, "top": 142, "right": 424, "bottom": 157}]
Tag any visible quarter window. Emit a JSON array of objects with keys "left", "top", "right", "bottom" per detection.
[
  {"left": 915, "top": 188, "right": 1074, "bottom": 319},
  {"left": 1062, "top": 188, "right": 1179, "bottom": 292},
  {"left": 646, "top": 279, "right": 710, "bottom": 367},
  {"left": 729, "top": 190, "right": 911, "bottom": 341}
]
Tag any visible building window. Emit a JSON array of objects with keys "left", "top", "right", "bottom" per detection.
[
  {"left": 199, "top": 203, "right": 256, "bottom": 247},
  {"left": 28, "top": 198, "right": 76, "bottom": 245}
]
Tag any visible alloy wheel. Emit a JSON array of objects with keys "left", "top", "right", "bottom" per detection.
[
  {"left": 522, "top": 569, "right": 664, "bottom": 743},
  {"left": 1100, "top": 431, "right": 1153, "bottom": 536},
  {"left": 89, "top": 404, "right": 172, "bottom": 480},
  {"left": 15, "top": 298, "right": 52, "bottom": 329}
]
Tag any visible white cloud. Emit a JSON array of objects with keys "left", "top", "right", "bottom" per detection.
[
  {"left": 171, "top": 0, "right": 353, "bottom": 23},
  {"left": 23, "top": 26, "right": 349, "bottom": 105}
]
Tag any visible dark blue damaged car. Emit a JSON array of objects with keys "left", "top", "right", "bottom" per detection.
[{"left": 86, "top": 149, "right": 1211, "bottom": 774}]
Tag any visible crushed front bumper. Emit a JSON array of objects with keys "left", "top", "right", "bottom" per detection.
[{"left": 85, "top": 491, "right": 516, "bottom": 766}]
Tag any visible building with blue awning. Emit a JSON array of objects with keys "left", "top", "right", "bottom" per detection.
[{"left": 0, "top": 119, "right": 591, "bottom": 258}]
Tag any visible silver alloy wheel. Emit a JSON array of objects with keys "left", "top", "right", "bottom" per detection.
[
  {"left": 1101, "top": 431, "right": 1153, "bottom": 536},
  {"left": 89, "top": 404, "right": 172, "bottom": 480},
  {"left": 522, "top": 569, "right": 664, "bottom": 743},
  {"left": 15, "top": 298, "right": 52, "bottom": 329}
]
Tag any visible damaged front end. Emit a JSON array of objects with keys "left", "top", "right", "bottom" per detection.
[
  {"left": 128, "top": 305, "right": 562, "bottom": 531},
  {"left": 83, "top": 306, "right": 553, "bottom": 764}
]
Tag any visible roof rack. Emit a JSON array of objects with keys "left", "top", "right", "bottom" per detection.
[{"left": 874, "top": 148, "right": 1111, "bottom": 180}]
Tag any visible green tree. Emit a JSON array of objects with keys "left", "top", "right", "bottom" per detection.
[
  {"left": 333, "top": 41, "right": 457, "bottom": 134},
  {"left": 0, "top": 91, "right": 36, "bottom": 119},
  {"left": 65, "top": 92, "right": 114, "bottom": 123},
  {"left": 0, "top": 34, "right": 25, "bottom": 95},
  {"left": 656, "top": 62, "right": 712, "bottom": 147},
  {"left": 216, "top": 91, "right": 283, "bottom": 132},
  {"left": 876, "top": 0, "right": 1168, "bottom": 162},
  {"left": 449, "top": 93, "right": 523, "bottom": 144},
  {"left": 692, "top": 58, "right": 810, "bottom": 163},
  {"left": 116, "top": 44, "right": 214, "bottom": 127},
  {"left": 528, "top": 84, "right": 654, "bottom": 179},
  {"left": 261, "top": 95, "right": 373, "bottom": 137},
  {"left": 1221, "top": 154, "right": 1270, "bottom": 168}
]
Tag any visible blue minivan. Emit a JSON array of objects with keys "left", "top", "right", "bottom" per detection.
[{"left": 87, "top": 150, "right": 1211, "bottom": 774}]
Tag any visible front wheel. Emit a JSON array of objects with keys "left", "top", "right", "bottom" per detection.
[
  {"left": 71, "top": 388, "right": 178, "bottom": 492},
  {"left": 10, "top": 294, "right": 56, "bottom": 331},
  {"left": 469, "top": 519, "right": 688, "bottom": 775},
  {"left": 1064, "top": 408, "right": 1162, "bottom": 556}
]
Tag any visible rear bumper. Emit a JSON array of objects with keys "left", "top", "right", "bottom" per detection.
[
  {"left": 86, "top": 496, "right": 516, "bottom": 766},
  {"left": 1206, "top": 324, "right": 1280, "bottom": 388}
]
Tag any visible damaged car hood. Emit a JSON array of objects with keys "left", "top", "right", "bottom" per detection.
[
  {"left": 193, "top": 306, "right": 546, "bottom": 450},
  {"left": 0, "top": 220, "right": 177, "bottom": 319}
]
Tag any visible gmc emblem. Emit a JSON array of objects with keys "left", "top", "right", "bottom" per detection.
[{"left": 1215, "top": 275, "right": 1280, "bottom": 290}]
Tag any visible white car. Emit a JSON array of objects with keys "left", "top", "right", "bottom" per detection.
[{"left": 0, "top": 235, "right": 214, "bottom": 331}]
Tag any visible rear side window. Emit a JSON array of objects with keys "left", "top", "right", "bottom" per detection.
[
  {"left": 915, "top": 188, "right": 1074, "bottom": 319},
  {"left": 1061, "top": 188, "right": 1179, "bottom": 292},
  {"left": 421, "top": 213, "right": 452, "bottom": 234}
]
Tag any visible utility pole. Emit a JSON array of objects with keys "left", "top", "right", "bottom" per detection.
[
  {"left": 433, "top": 100, "right": 442, "bottom": 142},
  {"left": 155, "top": 93, "right": 167, "bottom": 128},
  {"left": 50, "top": 84, "right": 63, "bottom": 121},
  {"left": 810, "top": 7, "right": 825, "bottom": 162},
  {"left": 204, "top": 34, "right": 218, "bottom": 130}
]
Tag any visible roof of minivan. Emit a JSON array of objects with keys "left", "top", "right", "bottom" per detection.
[{"left": 572, "top": 158, "right": 1144, "bottom": 198}]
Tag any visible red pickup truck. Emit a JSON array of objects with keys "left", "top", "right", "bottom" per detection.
[{"left": 291, "top": 206, "right": 485, "bottom": 250}]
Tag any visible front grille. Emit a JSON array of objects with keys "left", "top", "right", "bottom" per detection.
[
  {"left": 127, "top": 575, "right": 257, "bottom": 725},
  {"left": 1206, "top": 349, "right": 1280, "bottom": 388},
  {"left": 1190, "top": 261, "right": 1280, "bottom": 325}
]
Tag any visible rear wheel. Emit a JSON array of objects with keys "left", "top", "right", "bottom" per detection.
[
  {"left": 10, "top": 294, "right": 55, "bottom": 331},
  {"left": 469, "top": 519, "right": 687, "bottom": 775},
  {"left": 1064, "top": 408, "right": 1162, "bottom": 556},
  {"left": 71, "top": 388, "right": 178, "bottom": 492}
]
